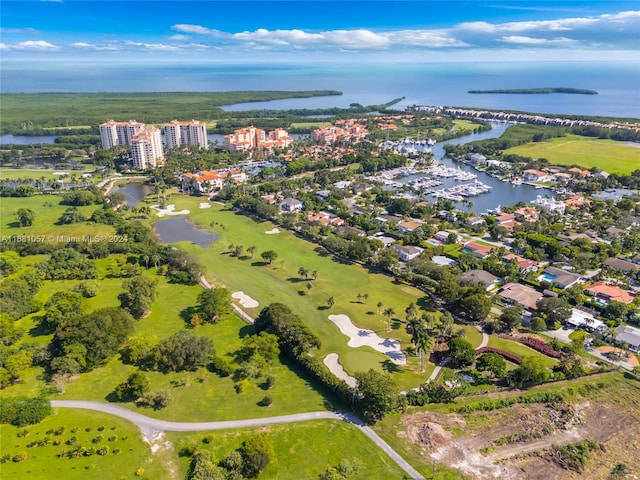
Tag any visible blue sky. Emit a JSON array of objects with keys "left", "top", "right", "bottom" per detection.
[{"left": 1, "top": 1, "right": 639, "bottom": 64}]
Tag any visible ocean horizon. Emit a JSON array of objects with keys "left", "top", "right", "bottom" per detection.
[{"left": 1, "top": 61, "right": 639, "bottom": 118}]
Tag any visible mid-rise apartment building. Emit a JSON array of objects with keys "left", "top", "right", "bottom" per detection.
[
  {"left": 223, "top": 126, "right": 292, "bottom": 153},
  {"left": 164, "top": 119, "right": 208, "bottom": 150},
  {"left": 99, "top": 119, "right": 146, "bottom": 149}
]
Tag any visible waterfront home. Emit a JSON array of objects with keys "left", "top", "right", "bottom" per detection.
[
  {"left": 498, "top": 283, "right": 543, "bottom": 310},
  {"left": 468, "top": 153, "right": 487, "bottom": 166},
  {"left": 532, "top": 196, "right": 566, "bottom": 214},
  {"left": 540, "top": 266, "right": 582, "bottom": 289},
  {"left": 279, "top": 198, "right": 303, "bottom": 213},
  {"left": 614, "top": 325, "right": 640, "bottom": 352},
  {"left": 585, "top": 281, "right": 635, "bottom": 305},
  {"left": 495, "top": 212, "right": 517, "bottom": 231},
  {"left": 568, "top": 167, "right": 592, "bottom": 177},
  {"left": 465, "top": 216, "right": 486, "bottom": 229},
  {"left": 522, "top": 169, "right": 551, "bottom": 182},
  {"left": 460, "top": 269, "right": 499, "bottom": 291},
  {"left": 392, "top": 244, "right": 424, "bottom": 262}
]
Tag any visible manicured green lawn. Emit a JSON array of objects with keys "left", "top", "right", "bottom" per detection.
[
  {"left": 0, "top": 168, "right": 95, "bottom": 182},
  {"left": 290, "top": 121, "right": 331, "bottom": 128},
  {"left": 460, "top": 325, "right": 484, "bottom": 348},
  {"left": 0, "top": 194, "right": 114, "bottom": 239},
  {"left": 157, "top": 197, "right": 433, "bottom": 390},
  {"left": 487, "top": 336, "right": 558, "bottom": 368},
  {"left": 44, "top": 272, "right": 333, "bottom": 421},
  {"left": 0, "top": 408, "right": 165, "bottom": 480},
  {"left": 168, "top": 420, "right": 406, "bottom": 480},
  {"left": 504, "top": 134, "right": 640, "bottom": 174}
]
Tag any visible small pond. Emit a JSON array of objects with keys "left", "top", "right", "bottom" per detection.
[
  {"left": 154, "top": 216, "right": 219, "bottom": 248},
  {"left": 113, "top": 183, "right": 152, "bottom": 208}
]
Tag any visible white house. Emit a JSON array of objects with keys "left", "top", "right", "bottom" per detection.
[
  {"left": 279, "top": 198, "right": 303, "bottom": 212},
  {"left": 392, "top": 245, "right": 423, "bottom": 262},
  {"left": 614, "top": 325, "right": 640, "bottom": 352}
]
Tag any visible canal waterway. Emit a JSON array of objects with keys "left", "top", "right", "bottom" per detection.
[
  {"left": 154, "top": 216, "right": 219, "bottom": 248},
  {"left": 398, "top": 122, "right": 549, "bottom": 214}
]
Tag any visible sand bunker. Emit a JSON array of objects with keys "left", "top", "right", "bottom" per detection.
[
  {"left": 152, "top": 204, "right": 190, "bottom": 217},
  {"left": 265, "top": 228, "right": 280, "bottom": 234},
  {"left": 328, "top": 314, "right": 406, "bottom": 365},
  {"left": 232, "top": 291, "right": 259, "bottom": 309},
  {"left": 199, "top": 202, "right": 212, "bottom": 209},
  {"left": 324, "top": 353, "right": 357, "bottom": 388}
]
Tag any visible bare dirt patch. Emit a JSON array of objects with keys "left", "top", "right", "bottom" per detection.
[{"left": 398, "top": 383, "right": 640, "bottom": 479}]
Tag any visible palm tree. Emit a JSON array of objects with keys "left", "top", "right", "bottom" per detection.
[
  {"left": 234, "top": 245, "right": 244, "bottom": 258},
  {"left": 357, "top": 293, "right": 363, "bottom": 303},
  {"left": 362, "top": 293, "right": 369, "bottom": 304},
  {"left": 416, "top": 333, "right": 433, "bottom": 373},
  {"left": 311, "top": 270, "right": 319, "bottom": 281},
  {"left": 327, "top": 297, "right": 335, "bottom": 309},
  {"left": 247, "top": 246, "right": 257, "bottom": 259},
  {"left": 377, "top": 301, "right": 384, "bottom": 314},
  {"left": 405, "top": 303, "right": 419, "bottom": 323},
  {"left": 298, "top": 266, "right": 309, "bottom": 280},
  {"left": 383, "top": 307, "right": 395, "bottom": 331},
  {"left": 143, "top": 254, "right": 150, "bottom": 269}
]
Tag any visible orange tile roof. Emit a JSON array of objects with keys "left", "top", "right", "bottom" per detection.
[{"left": 586, "top": 281, "right": 635, "bottom": 304}]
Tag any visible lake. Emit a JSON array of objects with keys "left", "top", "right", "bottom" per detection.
[
  {"left": 0, "top": 134, "right": 57, "bottom": 145},
  {"left": 154, "top": 216, "right": 219, "bottom": 248}
]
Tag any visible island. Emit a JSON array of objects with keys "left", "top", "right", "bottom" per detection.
[{"left": 468, "top": 88, "right": 598, "bottom": 95}]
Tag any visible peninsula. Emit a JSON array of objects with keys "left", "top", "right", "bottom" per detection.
[{"left": 468, "top": 87, "right": 598, "bottom": 95}]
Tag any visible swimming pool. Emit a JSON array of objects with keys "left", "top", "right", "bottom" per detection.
[{"left": 537, "top": 273, "right": 557, "bottom": 283}]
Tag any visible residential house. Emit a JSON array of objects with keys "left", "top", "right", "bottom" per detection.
[
  {"left": 460, "top": 270, "right": 499, "bottom": 291},
  {"left": 398, "top": 219, "right": 424, "bottom": 234},
  {"left": 498, "top": 283, "right": 543, "bottom": 310},
  {"left": 434, "top": 231, "right": 454, "bottom": 244},
  {"left": 495, "top": 212, "right": 517, "bottom": 231},
  {"left": 605, "top": 226, "right": 627, "bottom": 240},
  {"left": 182, "top": 169, "right": 247, "bottom": 194},
  {"left": 503, "top": 254, "right": 540, "bottom": 273},
  {"left": 462, "top": 241, "right": 493, "bottom": 259},
  {"left": 279, "top": 198, "right": 303, "bottom": 212},
  {"left": 603, "top": 257, "right": 640, "bottom": 273},
  {"left": 541, "top": 266, "right": 582, "bottom": 289},
  {"left": 585, "top": 281, "right": 635, "bottom": 305},
  {"left": 468, "top": 153, "right": 487, "bottom": 165},
  {"left": 522, "top": 169, "right": 551, "bottom": 182},
  {"left": 392, "top": 244, "right": 424, "bottom": 262},
  {"left": 514, "top": 207, "right": 540, "bottom": 223},
  {"left": 568, "top": 167, "right": 591, "bottom": 177},
  {"left": 368, "top": 234, "right": 396, "bottom": 247},
  {"left": 614, "top": 325, "right": 640, "bottom": 352},
  {"left": 337, "top": 226, "right": 366, "bottom": 237},
  {"left": 465, "top": 216, "right": 486, "bottom": 229}
]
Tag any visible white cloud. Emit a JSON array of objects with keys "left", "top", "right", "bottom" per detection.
[
  {"left": 500, "top": 36, "right": 577, "bottom": 45},
  {"left": 3, "top": 40, "right": 59, "bottom": 51},
  {"left": 168, "top": 34, "right": 190, "bottom": 41},
  {"left": 170, "top": 10, "right": 639, "bottom": 52},
  {"left": 0, "top": 27, "right": 39, "bottom": 34}
]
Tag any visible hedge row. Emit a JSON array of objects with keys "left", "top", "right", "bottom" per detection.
[
  {"left": 476, "top": 346, "right": 522, "bottom": 365},
  {"left": 519, "top": 336, "right": 564, "bottom": 359}
]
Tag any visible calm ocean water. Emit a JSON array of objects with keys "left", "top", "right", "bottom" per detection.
[{"left": 2, "top": 61, "right": 639, "bottom": 118}]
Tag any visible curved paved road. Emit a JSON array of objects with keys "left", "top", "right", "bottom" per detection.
[{"left": 51, "top": 401, "right": 425, "bottom": 480}]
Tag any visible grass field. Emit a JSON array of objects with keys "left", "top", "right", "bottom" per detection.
[
  {"left": 0, "top": 168, "right": 96, "bottom": 182},
  {"left": 0, "top": 194, "right": 115, "bottom": 239},
  {"left": 504, "top": 134, "right": 640, "bottom": 174},
  {"left": 154, "top": 196, "right": 433, "bottom": 390},
  {"left": 0, "top": 408, "right": 165, "bottom": 480},
  {"left": 487, "top": 336, "right": 558, "bottom": 368},
  {"left": 290, "top": 121, "right": 332, "bottom": 128},
  {"left": 167, "top": 420, "right": 406, "bottom": 480},
  {"left": 0, "top": 259, "right": 334, "bottom": 421}
]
